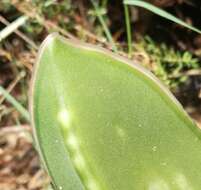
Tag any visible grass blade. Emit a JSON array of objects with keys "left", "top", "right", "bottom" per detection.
[
  {"left": 0, "top": 86, "right": 30, "bottom": 121},
  {"left": 90, "top": 0, "right": 117, "bottom": 52},
  {"left": 124, "top": 0, "right": 201, "bottom": 34}
]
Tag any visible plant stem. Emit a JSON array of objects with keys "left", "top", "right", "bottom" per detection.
[
  {"left": 0, "top": 15, "right": 28, "bottom": 42},
  {"left": 0, "top": 86, "right": 30, "bottom": 121},
  {"left": 124, "top": 4, "right": 132, "bottom": 57},
  {"left": 90, "top": 0, "right": 117, "bottom": 52}
]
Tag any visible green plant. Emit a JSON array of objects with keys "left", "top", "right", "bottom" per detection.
[
  {"left": 134, "top": 36, "right": 200, "bottom": 88},
  {"left": 123, "top": 0, "right": 201, "bottom": 34},
  {"left": 30, "top": 33, "right": 201, "bottom": 190}
]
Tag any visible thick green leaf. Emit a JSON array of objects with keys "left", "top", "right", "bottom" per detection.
[
  {"left": 124, "top": 0, "right": 201, "bottom": 35},
  {"left": 30, "top": 33, "right": 201, "bottom": 190}
]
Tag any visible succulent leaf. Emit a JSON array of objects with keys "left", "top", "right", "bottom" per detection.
[{"left": 30, "top": 33, "right": 201, "bottom": 190}]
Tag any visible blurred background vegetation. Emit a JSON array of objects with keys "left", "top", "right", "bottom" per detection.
[{"left": 0, "top": 0, "right": 201, "bottom": 189}]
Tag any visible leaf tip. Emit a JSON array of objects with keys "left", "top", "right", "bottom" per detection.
[{"left": 41, "top": 32, "right": 60, "bottom": 49}]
